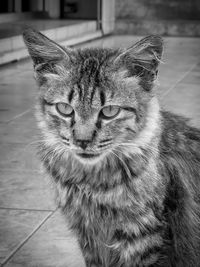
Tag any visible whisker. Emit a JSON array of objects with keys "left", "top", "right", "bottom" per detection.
[
  {"left": 110, "top": 149, "right": 132, "bottom": 181},
  {"left": 98, "top": 143, "right": 112, "bottom": 149},
  {"left": 99, "top": 138, "right": 112, "bottom": 144},
  {"left": 116, "top": 141, "right": 167, "bottom": 163}
]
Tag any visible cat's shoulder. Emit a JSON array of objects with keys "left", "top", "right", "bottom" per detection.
[
  {"left": 159, "top": 110, "right": 200, "bottom": 181},
  {"left": 159, "top": 111, "right": 200, "bottom": 265},
  {"left": 160, "top": 110, "right": 200, "bottom": 150}
]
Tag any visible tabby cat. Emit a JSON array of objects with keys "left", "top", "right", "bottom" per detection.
[{"left": 23, "top": 29, "right": 200, "bottom": 267}]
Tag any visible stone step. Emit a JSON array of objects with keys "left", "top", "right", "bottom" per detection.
[
  {"left": 0, "top": 30, "right": 102, "bottom": 65},
  {"left": 0, "top": 20, "right": 102, "bottom": 65},
  {"left": 0, "top": 20, "right": 98, "bottom": 53}
]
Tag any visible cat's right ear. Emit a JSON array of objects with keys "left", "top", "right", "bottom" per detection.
[
  {"left": 114, "top": 35, "right": 163, "bottom": 73},
  {"left": 23, "top": 28, "right": 70, "bottom": 69}
]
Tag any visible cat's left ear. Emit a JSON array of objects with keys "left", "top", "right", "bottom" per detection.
[
  {"left": 114, "top": 35, "right": 163, "bottom": 72},
  {"left": 23, "top": 28, "right": 71, "bottom": 69}
]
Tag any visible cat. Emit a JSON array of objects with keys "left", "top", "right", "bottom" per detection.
[{"left": 23, "top": 28, "right": 200, "bottom": 267}]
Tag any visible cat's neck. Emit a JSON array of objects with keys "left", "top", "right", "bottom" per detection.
[{"left": 133, "top": 97, "right": 161, "bottom": 151}]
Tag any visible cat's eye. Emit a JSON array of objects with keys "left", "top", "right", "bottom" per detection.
[
  {"left": 100, "top": 105, "right": 121, "bottom": 119},
  {"left": 56, "top": 103, "right": 74, "bottom": 117}
]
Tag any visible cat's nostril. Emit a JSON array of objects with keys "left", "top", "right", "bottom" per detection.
[
  {"left": 76, "top": 139, "right": 90, "bottom": 150},
  {"left": 61, "top": 135, "right": 69, "bottom": 141}
]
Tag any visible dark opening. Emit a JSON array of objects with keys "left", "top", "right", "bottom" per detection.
[
  {"left": 0, "top": 0, "right": 14, "bottom": 13},
  {"left": 22, "top": 0, "right": 31, "bottom": 12},
  {"left": 61, "top": 0, "right": 98, "bottom": 19}
]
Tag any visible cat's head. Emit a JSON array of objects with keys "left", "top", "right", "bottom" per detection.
[{"left": 23, "top": 29, "right": 163, "bottom": 166}]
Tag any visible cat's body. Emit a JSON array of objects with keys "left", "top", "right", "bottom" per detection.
[{"left": 23, "top": 29, "right": 200, "bottom": 267}]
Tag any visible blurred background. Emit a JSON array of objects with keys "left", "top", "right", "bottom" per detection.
[
  {"left": 0, "top": 1, "right": 200, "bottom": 267},
  {"left": 0, "top": 0, "right": 200, "bottom": 64}
]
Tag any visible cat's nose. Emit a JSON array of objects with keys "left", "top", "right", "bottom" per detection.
[{"left": 76, "top": 139, "right": 90, "bottom": 150}]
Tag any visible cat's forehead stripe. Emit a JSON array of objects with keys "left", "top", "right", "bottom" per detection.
[
  {"left": 75, "top": 76, "right": 100, "bottom": 105},
  {"left": 68, "top": 89, "right": 75, "bottom": 104},
  {"left": 100, "top": 90, "right": 106, "bottom": 106}
]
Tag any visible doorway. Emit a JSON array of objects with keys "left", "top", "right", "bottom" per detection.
[{"left": 61, "top": 0, "right": 100, "bottom": 20}]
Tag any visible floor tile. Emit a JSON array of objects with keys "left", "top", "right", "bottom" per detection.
[
  {"left": 0, "top": 60, "right": 32, "bottom": 80},
  {"left": 0, "top": 111, "right": 39, "bottom": 144},
  {"left": 0, "top": 209, "right": 51, "bottom": 264},
  {"left": 0, "top": 143, "right": 41, "bottom": 172},
  {"left": 161, "top": 83, "right": 200, "bottom": 127},
  {"left": 0, "top": 81, "right": 36, "bottom": 122},
  {"left": 0, "top": 108, "right": 30, "bottom": 123},
  {"left": 180, "top": 63, "right": 200, "bottom": 84},
  {"left": 0, "top": 170, "right": 55, "bottom": 211},
  {"left": 4, "top": 211, "right": 85, "bottom": 267}
]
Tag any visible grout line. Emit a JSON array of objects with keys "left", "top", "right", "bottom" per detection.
[
  {"left": 0, "top": 207, "right": 55, "bottom": 212},
  {"left": 0, "top": 210, "right": 56, "bottom": 267},
  {"left": 160, "top": 62, "right": 198, "bottom": 99},
  {"left": 6, "top": 109, "right": 31, "bottom": 124}
]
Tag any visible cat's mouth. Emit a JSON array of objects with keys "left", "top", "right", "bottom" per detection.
[
  {"left": 76, "top": 153, "right": 100, "bottom": 159},
  {"left": 74, "top": 150, "right": 105, "bottom": 164}
]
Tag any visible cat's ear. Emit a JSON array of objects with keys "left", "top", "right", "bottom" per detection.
[
  {"left": 23, "top": 28, "right": 70, "bottom": 68},
  {"left": 115, "top": 35, "right": 163, "bottom": 72}
]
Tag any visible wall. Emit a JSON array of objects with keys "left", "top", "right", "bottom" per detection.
[
  {"left": 102, "top": 0, "right": 115, "bottom": 34},
  {"left": 115, "top": 0, "right": 200, "bottom": 36},
  {"left": 116, "top": 0, "right": 200, "bottom": 20}
]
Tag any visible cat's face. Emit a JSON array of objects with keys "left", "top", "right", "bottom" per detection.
[{"left": 23, "top": 29, "right": 163, "bottom": 165}]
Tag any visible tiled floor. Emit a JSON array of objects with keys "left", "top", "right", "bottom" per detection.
[{"left": 0, "top": 35, "right": 200, "bottom": 267}]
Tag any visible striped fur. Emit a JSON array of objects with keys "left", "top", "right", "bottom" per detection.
[{"left": 23, "top": 29, "right": 200, "bottom": 267}]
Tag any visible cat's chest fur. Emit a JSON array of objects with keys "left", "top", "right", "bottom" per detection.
[{"left": 55, "top": 157, "right": 165, "bottom": 266}]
